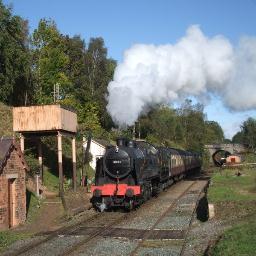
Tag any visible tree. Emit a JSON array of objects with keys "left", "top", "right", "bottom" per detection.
[
  {"left": 232, "top": 131, "right": 244, "bottom": 144},
  {"left": 0, "top": 1, "right": 31, "bottom": 105},
  {"left": 148, "top": 106, "right": 177, "bottom": 145},
  {"left": 62, "top": 35, "right": 87, "bottom": 101},
  {"left": 62, "top": 36, "right": 116, "bottom": 131},
  {"left": 177, "top": 99, "right": 206, "bottom": 152},
  {"left": 232, "top": 117, "right": 256, "bottom": 150},
  {"left": 31, "top": 19, "right": 70, "bottom": 104},
  {"left": 139, "top": 105, "right": 182, "bottom": 147},
  {"left": 204, "top": 121, "right": 224, "bottom": 144},
  {"left": 78, "top": 102, "right": 103, "bottom": 136},
  {"left": 237, "top": 118, "right": 256, "bottom": 150},
  {"left": 85, "top": 38, "right": 116, "bottom": 129}
]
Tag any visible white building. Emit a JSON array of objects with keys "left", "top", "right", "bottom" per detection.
[{"left": 83, "top": 139, "right": 110, "bottom": 170}]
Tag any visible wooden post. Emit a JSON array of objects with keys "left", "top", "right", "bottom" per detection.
[
  {"left": 57, "top": 132, "right": 63, "bottom": 193},
  {"left": 57, "top": 132, "right": 67, "bottom": 210},
  {"left": 36, "top": 175, "right": 40, "bottom": 197},
  {"left": 20, "top": 134, "right": 24, "bottom": 153},
  {"left": 38, "top": 139, "right": 43, "bottom": 183},
  {"left": 72, "top": 136, "right": 77, "bottom": 191},
  {"left": 82, "top": 136, "right": 86, "bottom": 178}
]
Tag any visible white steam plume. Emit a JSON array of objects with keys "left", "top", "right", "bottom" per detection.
[
  {"left": 106, "top": 25, "right": 256, "bottom": 127},
  {"left": 224, "top": 36, "right": 256, "bottom": 110}
]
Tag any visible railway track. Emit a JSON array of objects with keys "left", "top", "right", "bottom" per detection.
[
  {"left": 60, "top": 192, "right": 164, "bottom": 255},
  {"left": 3, "top": 179, "right": 208, "bottom": 256},
  {"left": 2, "top": 211, "right": 101, "bottom": 256},
  {"left": 62, "top": 211, "right": 132, "bottom": 256},
  {"left": 60, "top": 180, "right": 208, "bottom": 255},
  {"left": 129, "top": 180, "right": 199, "bottom": 256}
]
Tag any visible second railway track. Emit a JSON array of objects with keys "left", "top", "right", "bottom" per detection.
[
  {"left": 62, "top": 179, "right": 208, "bottom": 256},
  {"left": 2, "top": 178, "right": 209, "bottom": 256}
]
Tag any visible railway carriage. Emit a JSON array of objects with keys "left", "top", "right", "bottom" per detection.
[{"left": 91, "top": 138, "right": 201, "bottom": 211}]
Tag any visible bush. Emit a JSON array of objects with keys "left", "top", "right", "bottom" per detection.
[{"left": 24, "top": 150, "right": 40, "bottom": 177}]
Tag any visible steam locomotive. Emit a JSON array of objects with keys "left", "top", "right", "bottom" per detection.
[{"left": 91, "top": 138, "right": 201, "bottom": 211}]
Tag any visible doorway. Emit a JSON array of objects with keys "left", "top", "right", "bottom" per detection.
[{"left": 8, "top": 178, "right": 15, "bottom": 228}]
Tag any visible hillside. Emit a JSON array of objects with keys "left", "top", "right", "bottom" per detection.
[{"left": 0, "top": 102, "right": 13, "bottom": 137}]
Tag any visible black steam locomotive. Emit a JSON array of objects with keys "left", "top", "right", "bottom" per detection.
[{"left": 91, "top": 138, "right": 201, "bottom": 211}]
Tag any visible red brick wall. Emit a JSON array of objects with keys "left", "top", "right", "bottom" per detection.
[
  {"left": 0, "top": 175, "right": 8, "bottom": 229},
  {"left": 0, "top": 147, "right": 26, "bottom": 230}
]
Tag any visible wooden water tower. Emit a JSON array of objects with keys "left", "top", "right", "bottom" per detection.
[{"left": 13, "top": 105, "right": 78, "bottom": 195}]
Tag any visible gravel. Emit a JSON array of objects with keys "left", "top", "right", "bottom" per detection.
[
  {"left": 2, "top": 180, "right": 210, "bottom": 256},
  {"left": 76, "top": 237, "right": 138, "bottom": 256},
  {"left": 22, "top": 235, "right": 88, "bottom": 256},
  {"left": 1, "top": 236, "right": 46, "bottom": 256}
]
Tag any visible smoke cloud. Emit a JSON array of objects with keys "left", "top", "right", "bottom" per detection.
[{"left": 106, "top": 25, "right": 256, "bottom": 127}]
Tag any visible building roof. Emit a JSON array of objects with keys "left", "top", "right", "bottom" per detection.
[
  {"left": 0, "top": 138, "right": 28, "bottom": 172},
  {"left": 93, "top": 139, "right": 112, "bottom": 147},
  {"left": 83, "top": 138, "right": 112, "bottom": 149}
]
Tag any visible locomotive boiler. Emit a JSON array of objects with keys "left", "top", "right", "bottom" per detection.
[{"left": 91, "top": 138, "right": 201, "bottom": 211}]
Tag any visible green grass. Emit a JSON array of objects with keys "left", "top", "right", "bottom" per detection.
[
  {"left": 26, "top": 191, "right": 42, "bottom": 224},
  {"left": 0, "top": 231, "right": 30, "bottom": 252},
  {"left": 212, "top": 217, "right": 256, "bottom": 256},
  {"left": 208, "top": 161, "right": 256, "bottom": 256},
  {"left": 243, "top": 152, "right": 256, "bottom": 163},
  {"left": 0, "top": 192, "right": 42, "bottom": 252},
  {"left": 208, "top": 168, "right": 256, "bottom": 202},
  {"left": 43, "top": 168, "right": 59, "bottom": 192}
]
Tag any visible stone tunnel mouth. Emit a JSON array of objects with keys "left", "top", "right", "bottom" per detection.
[{"left": 212, "top": 150, "right": 231, "bottom": 167}]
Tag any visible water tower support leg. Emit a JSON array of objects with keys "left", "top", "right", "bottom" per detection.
[
  {"left": 20, "top": 134, "right": 25, "bottom": 153},
  {"left": 57, "top": 132, "right": 67, "bottom": 211},
  {"left": 72, "top": 136, "right": 77, "bottom": 191},
  {"left": 38, "top": 139, "right": 43, "bottom": 183}
]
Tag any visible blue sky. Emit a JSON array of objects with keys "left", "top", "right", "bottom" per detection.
[{"left": 3, "top": 0, "right": 256, "bottom": 139}]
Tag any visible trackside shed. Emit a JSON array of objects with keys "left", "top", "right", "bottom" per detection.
[{"left": 0, "top": 138, "right": 28, "bottom": 230}]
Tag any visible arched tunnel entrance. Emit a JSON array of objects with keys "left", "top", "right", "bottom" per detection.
[{"left": 212, "top": 150, "right": 231, "bottom": 166}]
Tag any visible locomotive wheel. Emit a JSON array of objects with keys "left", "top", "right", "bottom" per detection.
[
  {"left": 142, "top": 184, "right": 152, "bottom": 201},
  {"left": 125, "top": 199, "right": 134, "bottom": 211}
]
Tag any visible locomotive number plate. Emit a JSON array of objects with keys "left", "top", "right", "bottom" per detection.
[{"left": 113, "top": 160, "right": 122, "bottom": 164}]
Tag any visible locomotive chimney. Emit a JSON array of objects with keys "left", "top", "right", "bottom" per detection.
[
  {"left": 127, "top": 140, "right": 135, "bottom": 148},
  {"left": 116, "top": 138, "right": 126, "bottom": 147},
  {"left": 133, "top": 125, "right": 136, "bottom": 140}
]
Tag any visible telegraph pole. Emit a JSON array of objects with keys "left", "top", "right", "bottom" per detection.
[{"left": 53, "top": 83, "right": 60, "bottom": 102}]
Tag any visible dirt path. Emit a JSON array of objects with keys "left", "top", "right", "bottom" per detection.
[
  {"left": 16, "top": 197, "right": 64, "bottom": 234},
  {"left": 16, "top": 188, "right": 92, "bottom": 235}
]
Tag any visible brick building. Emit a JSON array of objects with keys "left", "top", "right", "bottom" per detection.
[{"left": 0, "top": 138, "right": 27, "bottom": 230}]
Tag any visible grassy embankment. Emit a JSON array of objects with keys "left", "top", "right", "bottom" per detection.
[
  {"left": 0, "top": 102, "right": 13, "bottom": 136},
  {"left": 208, "top": 153, "right": 256, "bottom": 256}
]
